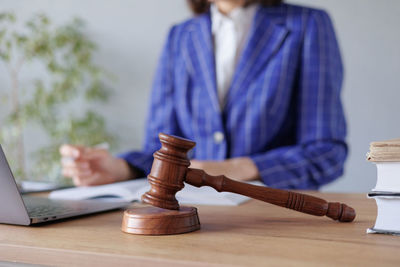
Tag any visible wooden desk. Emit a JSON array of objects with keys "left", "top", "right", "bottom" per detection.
[{"left": 0, "top": 192, "right": 399, "bottom": 266}]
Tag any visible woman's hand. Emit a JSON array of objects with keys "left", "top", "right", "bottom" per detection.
[
  {"left": 190, "top": 157, "right": 260, "bottom": 182},
  {"left": 59, "top": 145, "right": 135, "bottom": 186}
]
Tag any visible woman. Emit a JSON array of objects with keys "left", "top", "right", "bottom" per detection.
[{"left": 60, "top": 0, "right": 347, "bottom": 189}]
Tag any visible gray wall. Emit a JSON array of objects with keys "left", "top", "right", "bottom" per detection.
[{"left": 0, "top": 0, "right": 399, "bottom": 192}]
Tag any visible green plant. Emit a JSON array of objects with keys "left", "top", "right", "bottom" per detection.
[{"left": 0, "top": 12, "right": 116, "bottom": 183}]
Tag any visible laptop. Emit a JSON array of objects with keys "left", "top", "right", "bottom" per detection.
[{"left": 0, "top": 145, "right": 129, "bottom": 225}]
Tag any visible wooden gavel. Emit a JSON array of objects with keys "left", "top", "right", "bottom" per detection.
[
  {"left": 143, "top": 133, "right": 355, "bottom": 221},
  {"left": 122, "top": 133, "right": 355, "bottom": 235}
]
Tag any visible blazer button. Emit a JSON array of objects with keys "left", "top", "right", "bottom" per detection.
[{"left": 213, "top": 131, "right": 224, "bottom": 144}]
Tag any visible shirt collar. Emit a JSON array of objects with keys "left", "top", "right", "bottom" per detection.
[{"left": 211, "top": 3, "right": 258, "bottom": 34}]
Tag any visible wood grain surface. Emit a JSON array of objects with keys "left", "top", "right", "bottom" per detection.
[
  {"left": 0, "top": 192, "right": 399, "bottom": 267},
  {"left": 121, "top": 205, "right": 200, "bottom": 235}
]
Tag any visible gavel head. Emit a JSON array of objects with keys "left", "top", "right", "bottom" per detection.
[{"left": 142, "top": 133, "right": 195, "bottom": 210}]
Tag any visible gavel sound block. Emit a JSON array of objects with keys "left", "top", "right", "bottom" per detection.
[{"left": 121, "top": 133, "right": 356, "bottom": 235}]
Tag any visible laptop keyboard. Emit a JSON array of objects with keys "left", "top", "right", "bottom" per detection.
[
  {"left": 27, "top": 205, "right": 82, "bottom": 218},
  {"left": 22, "top": 196, "right": 127, "bottom": 221},
  {"left": 23, "top": 196, "right": 89, "bottom": 218}
]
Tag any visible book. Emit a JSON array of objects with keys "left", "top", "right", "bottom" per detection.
[
  {"left": 370, "top": 162, "right": 400, "bottom": 192},
  {"left": 367, "top": 138, "right": 400, "bottom": 235},
  {"left": 367, "top": 138, "right": 400, "bottom": 192},
  {"left": 367, "top": 138, "right": 400, "bottom": 162},
  {"left": 367, "top": 193, "right": 400, "bottom": 235},
  {"left": 49, "top": 178, "right": 265, "bottom": 206}
]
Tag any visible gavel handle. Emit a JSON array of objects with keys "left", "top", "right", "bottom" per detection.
[{"left": 186, "top": 168, "right": 355, "bottom": 222}]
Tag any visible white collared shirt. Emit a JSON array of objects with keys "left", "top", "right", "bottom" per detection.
[{"left": 211, "top": 3, "right": 258, "bottom": 107}]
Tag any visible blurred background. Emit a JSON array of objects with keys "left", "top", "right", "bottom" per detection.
[{"left": 0, "top": 0, "right": 399, "bottom": 192}]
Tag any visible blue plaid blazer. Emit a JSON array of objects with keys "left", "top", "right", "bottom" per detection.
[{"left": 120, "top": 4, "right": 347, "bottom": 189}]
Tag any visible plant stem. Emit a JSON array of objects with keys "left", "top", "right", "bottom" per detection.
[{"left": 9, "top": 60, "right": 26, "bottom": 178}]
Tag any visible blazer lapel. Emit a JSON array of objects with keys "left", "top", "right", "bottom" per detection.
[
  {"left": 187, "top": 13, "right": 221, "bottom": 114},
  {"left": 225, "top": 6, "right": 290, "bottom": 110}
]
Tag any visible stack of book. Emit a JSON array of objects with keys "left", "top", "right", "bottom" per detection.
[{"left": 367, "top": 138, "right": 400, "bottom": 235}]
